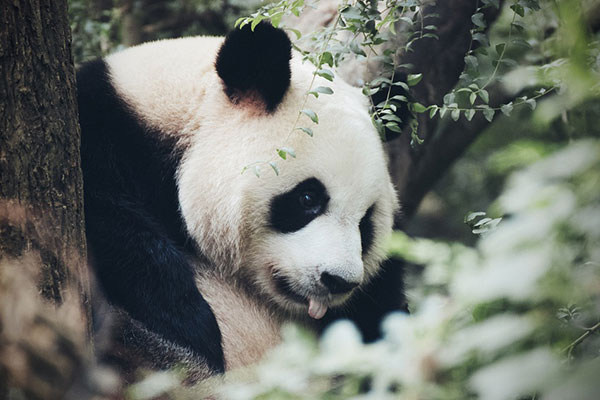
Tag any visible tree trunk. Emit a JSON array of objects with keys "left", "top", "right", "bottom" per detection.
[{"left": 0, "top": 1, "right": 91, "bottom": 398}]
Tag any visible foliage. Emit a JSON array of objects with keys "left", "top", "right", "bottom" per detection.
[
  {"left": 68, "top": 0, "right": 261, "bottom": 64},
  {"left": 217, "top": 139, "right": 600, "bottom": 399},
  {"left": 69, "top": 0, "right": 122, "bottom": 63},
  {"left": 235, "top": 0, "right": 599, "bottom": 172}
]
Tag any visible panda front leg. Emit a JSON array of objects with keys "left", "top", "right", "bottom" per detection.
[{"left": 85, "top": 192, "right": 225, "bottom": 374}]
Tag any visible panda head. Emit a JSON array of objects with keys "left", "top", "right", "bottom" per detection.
[{"left": 177, "top": 23, "right": 398, "bottom": 319}]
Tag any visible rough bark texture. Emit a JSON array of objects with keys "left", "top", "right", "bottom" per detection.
[
  {"left": 0, "top": 1, "right": 91, "bottom": 398},
  {"left": 0, "top": 0, "right": 87, "bottom": 306}
]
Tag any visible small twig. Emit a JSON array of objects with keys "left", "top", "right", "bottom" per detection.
[
  {"left": 479, "top": 11, "right": 517, "bottom": 91},
  {"left": 562, "top": 321, "right": 600, "bottom": 359}
]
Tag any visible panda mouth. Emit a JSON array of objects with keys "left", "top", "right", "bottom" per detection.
[
  {"left": 272, "top": 274, "right": 329, "bottom": 319},
  {"left": 273, "top": 274, "right": 307, "bottom": 303}
]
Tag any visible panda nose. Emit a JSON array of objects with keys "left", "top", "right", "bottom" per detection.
[{"left": 320, "top": 272, "right": 359, "bottom": 294}]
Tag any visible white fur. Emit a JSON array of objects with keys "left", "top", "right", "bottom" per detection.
[
  {"left": 106, "top": 35, "right": 398, "bottom": 320},
  {"left": 194, "top": 269, "right": 288, "bottom": 370}
]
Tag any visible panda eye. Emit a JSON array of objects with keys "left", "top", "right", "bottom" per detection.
[
  {"left": 299, "top": 191, "right": 318, "bottom": 209},
  {"left": 270, "top": 177, "right": 329, "bottom": 233}
]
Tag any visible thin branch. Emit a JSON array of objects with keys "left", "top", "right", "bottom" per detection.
[{"left": 562, "top": 321, "right": 600, "bottom": 359}]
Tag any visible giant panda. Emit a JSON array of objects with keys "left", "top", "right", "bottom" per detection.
[{"left": 77, "top": 22, "right": 404, "bottom": 380}]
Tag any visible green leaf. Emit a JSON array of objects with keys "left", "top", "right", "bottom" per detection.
[
  {"left": 270, "top": 12, "right": 283, "bottom": 27},
  {"left": 411, "top": 102, "right": 427, "bottom": 113},
  {"left": 471, "top": 12, "right": 486, "bottom": 28},
  {"left": 316, "top": 68, "right": 334, "bottom": 81},
  {"left": 234, "top": 17, "right": 246, "bottom": 28},
  {"left": 297, "top": 127, "right": 313, "bottom": 137},
  {"left": 341, "top": 5, "right": 362, "bottom": 20},
  {"left": 301, "top": 109, "right": 319, "bottom": 124},
  {"left": 362, "top": 86, "right": 380, "bottom": 96},
  {"left": 451, "top": 108, "right": 461, "bottom": 121},
  {"left": 510, "top": 3, "right": 525, "bottom": 17},
  {"left": 250, "top": 16, "right": 265, "bottom": 31},
  {"left": 372, "top": 117, "right": 385, "bottom": 140},
  {"left": 320, "top": 52, "right": 334, "bottom": 67},
  {"left": 287, "top": 28, "right": 302, "bottom": 40},
  {"left": 313, "top": 86, "right": 333, "bottom": 95},
  {"left": 464, "top": 55, "right": 479, "bottom": 71},
  {"left": 268, "top": 162, "right": 279, "bottom": 176},
  {"left": 474, "top": 217, "right": 492, "bottom": 227},
  {"left": 500, "top": 103, "right": 513, "bottom": 116},
  {"left": 444, "top": 92, "right": 456, "bottom": 105},
  {"left": 385, "top": 122, "right": 403, "bottom": 133},
  {"left": 495, "top": 42, "right": 506, "bottom": 56},
  {"left": 392, "top": 81, "right": 410, "bottom": 91},
  {"left": 429, "top": 106, "right": 439, "bottom": 119},
  {"left": 465, "top": 108, "right": 476, "bottom": 121},
  {"left": 470, "top": 92, "right": 477, "bottom": 105},
  {"left": 278, "top": 147, "right": 296, "bottom": 159},
  {"left": 465, "top": 211, "right": 486, "bottom": 223},
  {"left": 390, "top": 95, "right": 409, "bottom": 102},
  {"left": 478, "top": 89, "right": 489, "bottom": 104},
  {"left": 411, "top": 131, "right": 424, "bottom": 145},
  {"left": 381, "top": 114, "right": 402, "bottom": 123},
  {"left": 439, "top": 106, "right": 448, "bottom": 119},
  {"left": 407, "top": 73, "right": 423, "bottom": 86},
  {"left": 309, "top": 85, "right": 333, "bottom": 97},
  {"left": 483, "top": 108, "right": 495, "bottom": 122},
  {"left": 472, "top": 32, "right": 489, "bottom": 46},
  {"left": 511, "top": 21, "right": 526, "bottom": 33},
  {"left": 370, "top": 77, "right": 392, "bottom": 87}
]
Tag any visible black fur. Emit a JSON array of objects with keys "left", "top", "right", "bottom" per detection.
[
  {"left": 320, "top": 258, "right": 408, "bottom": 342},
  {"left": 269, "top": 177, "right": 329, "bottom": 233},
  {"left": 320, "top": 272, "right": 359, "bottom": 294},
  {"left": 359, "top": 205, "right": 375, "bottom": 254},
  {"left": 215, "top": 22, "right": 292, "bottom": 111},
  {"left": 77, "top": 59, "right": 225, "bottom": 373}
]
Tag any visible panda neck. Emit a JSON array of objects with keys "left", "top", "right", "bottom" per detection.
[{"left": 194, "top": 270, "right": 314, "bottom": 371}]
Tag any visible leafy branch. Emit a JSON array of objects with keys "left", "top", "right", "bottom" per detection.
[{"left": 240, "top": 0, "right": 343, "bottom": 177}]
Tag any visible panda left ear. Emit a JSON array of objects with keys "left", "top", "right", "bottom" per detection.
[{"left": 215, "top": 22, "right": 292, "bottom": 112}]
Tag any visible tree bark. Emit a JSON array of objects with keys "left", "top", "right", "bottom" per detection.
[{"left": 0, "top": 1, "right": 91, "bottom": 398}]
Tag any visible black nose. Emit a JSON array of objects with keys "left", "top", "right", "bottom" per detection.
[{"left": 320, "top": 272, "right": 359, "bottom": 294}]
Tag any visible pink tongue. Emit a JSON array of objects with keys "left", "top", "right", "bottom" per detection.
[{"left": 308, "top": 299, "right": 328, "bottom": 319}]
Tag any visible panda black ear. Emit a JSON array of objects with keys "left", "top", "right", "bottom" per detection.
[{"left": 215, "top": 22, "right": 292, "bottom": 112}]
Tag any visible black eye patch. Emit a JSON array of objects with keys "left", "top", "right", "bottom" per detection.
[
  {"left": 359, "top": 205, "right": 375, "bottom": 255},
  {"left": 269, "top": 177, "right": 329, "bottom": 233}
]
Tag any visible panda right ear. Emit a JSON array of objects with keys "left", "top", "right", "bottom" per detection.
[{"left": 215, "top": 22, "right": 292, "bottom": 112}]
